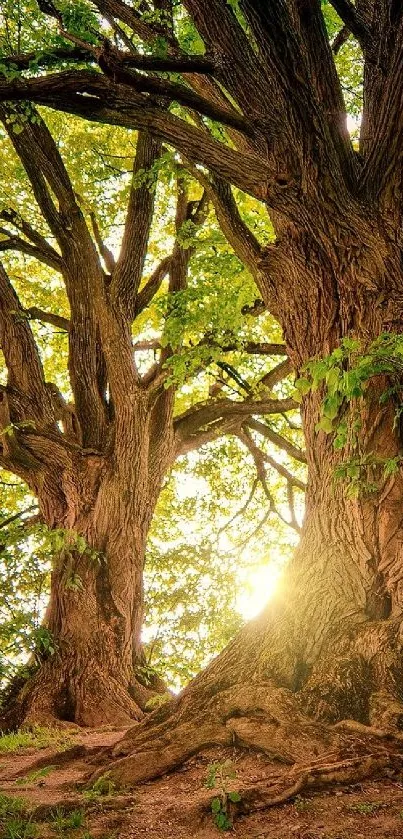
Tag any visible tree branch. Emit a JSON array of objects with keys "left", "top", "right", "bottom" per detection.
[
  {"left": 0, "top": 103, "right": 110, "bottom": 448},
  {"left": 0, "top": 72, "right": 276, "bottom": 201},
  {"left": 26, "top": 307, "right": 70, "bottom": 332},
  {"left": 183, "top": 165, "right": 264, "bottom": 283},
  {"left": 0, "top": 209, "right": 61, "bottom": 262},
  {"left": 0, "top": 504, "right": 38, "bottom": 531},
  {"left": 0, "top": 46, "right": 92, "bottom": 71},
  {"left": 174, "top": 396, "right": 297, "bottom": 442},
  {"left": 0, "top": 229, "right": 63, "bottom": 272},
  {"left": 237, "top": 427, "right": 301, "bottom": 533},
  {"left": 89, "top": 211, "right": 116, "bottom": 273},
  {"left": 111, "top": 131, "right": 162, "bottom": 316},
  {"left": 328, "top": 0, "right": 372, "bottom": 49},
  {"left": 98, "top": 42, "right": 252, "bottom": 135},
  {"left": 0, "top": 261, "right": 51, "bottom": 422},
  {"left": 255, "top": 358, "right": 292, "bottom": 392},
  {"left": 247, "top": 417, "right": 306, "bottom": 464},
  {"left": 240, "top": 425, "right": 306, "bottom": 491},
  {"left": 134, "top": 256, "right": 171, "bottom": 318},
  {"left": 0, "top": 105, "right": 62, "bottom": 239}
]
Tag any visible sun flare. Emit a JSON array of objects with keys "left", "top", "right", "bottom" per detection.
[{"left": 236, "top": 563, "right": 281, "bottom": 621}]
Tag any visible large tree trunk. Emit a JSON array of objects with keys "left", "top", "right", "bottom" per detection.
[
  {"left": 99, "top": 243, "right": 403, "bottom": 786},
  {"left": 2, "top": 432, "right": 169, "bottom": 730}
]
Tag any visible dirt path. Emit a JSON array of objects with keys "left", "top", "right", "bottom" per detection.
[{"left": 1, "top": 729, "right": 403, "bottom": 838}]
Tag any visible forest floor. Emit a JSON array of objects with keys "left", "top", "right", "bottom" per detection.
[{"left": 0, "top": 726, "right": 403, "bottom": 838}]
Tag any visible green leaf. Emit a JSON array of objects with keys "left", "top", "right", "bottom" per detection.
[
  {"left": 322, "top": 394, "right": 341, "bottom": 420},
  {"left": 315, "top": 416, "right": 334, "bottom": 434},
  {"left": 228, "top": 791, "right": 241, "bottom": 803},
  {"left": 211, "top": 797, "right": 221, "bottom": 814},
  {"left": 383, "top": 457, "right": 400, "bottom": 478},
  {"left": 294, "top": 377, "right": 311, "bottom": 396}
]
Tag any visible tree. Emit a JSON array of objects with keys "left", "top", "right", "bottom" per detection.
[
  {"left": 0, "top": 431, "right": 303, "bottom": 695},
  {"left": 0, "top": 4, "right": 300, "bottom": 728},
  {"left": 2, "top": 0, "right": 403, "bottom": 791}
]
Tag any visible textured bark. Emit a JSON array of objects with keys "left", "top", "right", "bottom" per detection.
[
  {"left": 99, "top": 400, "right": 403, "bottom": 786},
  {"left": 1, "top": 431, "right": 171, "bottom": 729}
]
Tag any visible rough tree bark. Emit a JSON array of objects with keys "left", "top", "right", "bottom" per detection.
[{"left": 5, "top": 438, "right": 171, "bottom": 728}]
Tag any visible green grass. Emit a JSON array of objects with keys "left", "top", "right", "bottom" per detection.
[
  {"left": 83, "top": 772, "right": 117, "bottom": 801},
  {"left": 0, "top": 795, "right": 28, "bottom": 820},
  {"left": 0, "top": 795, "right": 38, "bottom": 839},
  {"left": 348, "top": 800, "right": 384, "bottom": 815},
  {"left": 50, "top": 807, "right": 85, "bottom": 833},
  {"left": 0, "top": 727, "right": 73, "bottom": 754},
  {"left": 16, "top": 766, "right": 56, "bottom": 787},
  {"left": 1, "top": 817, "right": 38, "bottom": 838}
]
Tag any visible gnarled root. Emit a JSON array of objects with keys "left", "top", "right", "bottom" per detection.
[
  {"left": 231, "top": 751, "right": 403, "bottom": 818},
  {"left": 93, "top": 616, "right": 403, "bottom": 793}
]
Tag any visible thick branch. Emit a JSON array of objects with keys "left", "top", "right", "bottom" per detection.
[
  {"left": 134, "top": 257, "right": 171, "bottom": 318},
  {"left": 256, "top": 358, "right": 292, "bottom": 391},
  {"left": 174, "top": 416, "right": 242, "bottom": 456},
  {"left": 247, "top": 417, "right": 306, "bottom": 464},
  {"left": 0, "top": 106, "right": 61, "bottom": 238},
  {"left": 0, "top": 104, "right": 110, "bottom": 448},
  {"left": 0, "top": 230, "right": 62, "bottom": 272},
  {"left": 328, "top": 0, "right": 372, "bottom": 48},
  {"left": 0, "top": 209, "right": 62, "bottom": 268},
  {"left": 111, "top": 132, "right": 162, "bottom": 316},
  {"left": 90, "top": 212, "right": 116, "bottom": 273},
  {"left": 0, "top": 261, "right": 51, "bottom": 421},
  {"left": 0, "top": 72, "right": 275, "bottom": 201},
  {"left": 98, "top": 43, "right": 253, "bottom": 135},
  {"left": 174, "top": 396, "right": 297, "bottom": 441},
  {"left": 26, "top": 307, "right": 70, "bottom": 332},
  {"left": 91, "top": 0, "right": 175, "bottom": 43},
  {"left": 1, "top": 45, "right": 214, "bottom": 75},
  {"left": 183, "top": 168, "right": 264, "bottom": 283}
]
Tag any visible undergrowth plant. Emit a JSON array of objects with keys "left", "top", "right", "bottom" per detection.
[
  {"left": 50, "top": 807, "right": 85, "bottom": 833},
  {"left": 205, "top": 760, "right": 241, "bottom": 831},
  {"left": 83, "top": 772, "right": 117, "bottom": 801},
  {"left": 16, "top": 766, "right": 55, "bottom": 787}
]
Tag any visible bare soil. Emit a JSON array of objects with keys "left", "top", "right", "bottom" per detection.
[{"left": 1, "top": 728, "right": 403, "bottom": 838}]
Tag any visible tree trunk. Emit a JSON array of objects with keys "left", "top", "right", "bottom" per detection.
[
  {"left": 2, "top": 439, "right": 169, "bottom": 730},
  {"left": 99, "top": 244, "right": 403, "bottom": 785}
]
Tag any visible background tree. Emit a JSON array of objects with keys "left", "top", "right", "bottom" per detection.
[
  {"left": 2, "top": 0, "right": 403, "bottom": 789},
  {"left": 0, "top": 4, "right": 299, "bottom": 727},
  {"left": 0, "top": 430, "right": 304, "bottom": 696}
]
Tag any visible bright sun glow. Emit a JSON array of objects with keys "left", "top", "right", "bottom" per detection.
[{"left": 236, "top": 562, "right": 281, "bottom": 621}]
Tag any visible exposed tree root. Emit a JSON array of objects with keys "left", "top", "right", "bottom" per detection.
[
  {"left": 90, "top": 611, "right": 403, "bottom": 810},
  {"left": 236, "top": 752, "right": 402, "bottom": 815}
]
